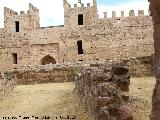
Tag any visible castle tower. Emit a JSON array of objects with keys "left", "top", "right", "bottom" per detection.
[
  {"left": 63, "top": 0, "right": 99, "bottom": 28},
  {"left": 4, "top": 3, "right": 40, "bottom": 32}
]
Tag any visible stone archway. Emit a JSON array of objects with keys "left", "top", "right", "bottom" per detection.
[{"left": 41, "top": 55, "right": 56, "bottom": 65}]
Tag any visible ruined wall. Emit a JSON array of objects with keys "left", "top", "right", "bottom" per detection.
[
  {"left": 4, "top": 64, "right": 78, "bottom": 85},
  {"left": 123, "top": 56, "right": 154, "bottom": 77},
  {"left": 75, "top": 63, "right": 133, "bottom": 120}
]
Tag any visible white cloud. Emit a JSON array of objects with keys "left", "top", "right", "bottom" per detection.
[{"left": 0, "top": 0, "right": 149, "bottom": 28}]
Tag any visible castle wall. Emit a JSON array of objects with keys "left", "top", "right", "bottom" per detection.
[
  {"left": 61, "top": 15, "right": 153, "bottom": 62},
  {"left": 0, "top": 1, "right": 154, "bottom": 72}
]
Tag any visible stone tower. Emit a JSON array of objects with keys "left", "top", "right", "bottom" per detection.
[
  {"left": 63, "top": 0, "right": 99, "bottom": 28},
  {"left": 4, "top": 3, "right": 40, "bottom": 32}
]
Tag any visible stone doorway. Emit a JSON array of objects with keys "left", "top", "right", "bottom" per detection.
[{"left": 41, "top": 55, "right": 56, "bottom": 65}]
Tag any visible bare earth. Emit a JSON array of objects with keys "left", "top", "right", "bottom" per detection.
[
  {"left": 0, "top": 77, "right": 156, "bottom": 120},
  {"left": 129, "top": 77, "right": 156, "bottom": 120},
  {"left": 0, "top": 82, "right": 90, "bottom": 120}
]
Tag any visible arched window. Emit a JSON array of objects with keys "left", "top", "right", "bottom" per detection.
[{"left": 41, "top": 55, "right": 56, "bottom": 65}]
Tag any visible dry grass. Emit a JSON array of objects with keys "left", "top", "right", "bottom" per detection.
[
  {"left": 129, "top": 77, "right": 156, "bottom": 120},
  {"left": 0, "top": 82, "right": 90, "bottom": 120}
]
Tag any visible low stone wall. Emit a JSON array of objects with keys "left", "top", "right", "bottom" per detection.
[
  {"left": 75, "top": 63, "right": 133, "bottom": 120},
  {"left": 9, "top": 65, "right": 79, "bottom": 85}
]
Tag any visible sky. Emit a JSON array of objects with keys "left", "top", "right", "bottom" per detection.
[{"left": 0, "top": 0, "right": 149, "bottom": 28}]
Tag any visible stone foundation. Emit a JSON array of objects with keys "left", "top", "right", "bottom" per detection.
[{"left": 75, "top": 63, "right": 133, "bottom": 120}]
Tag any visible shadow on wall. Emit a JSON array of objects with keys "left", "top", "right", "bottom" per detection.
[{"left": 41, "top": 55, "right": 56, "bottom": 65}]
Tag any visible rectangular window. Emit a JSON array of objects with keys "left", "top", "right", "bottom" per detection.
[
  {"left": 15, "top": 21, "right": 19, "bottom": 32},
  {"left": 12, "top": 53, "right": 17, "bottom": 64},
  {"left": 78, "top": 14, "right": 83, "bottom": 25},
  {"left": 77, "top": 40, "right": 83, "bottom": 54}
]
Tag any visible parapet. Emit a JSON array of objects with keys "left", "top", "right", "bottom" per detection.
[
  {"left": 29, "top": 3, "right": 39, "bottom": 13},
  {"left": 65, "top": 0, "right": 97, "bottom": 9},
  {"left": 20, "top": 11, "right": 25, "bottom": 15},
  {"left": 121, "top": 11, "right": 124, "bottom": 17},
  {"left": 4, "top": 7, "right": 18, "bottom": 17},
  {"left": 138, "top": 10, "right": 144, "bottom": 16},
  {"left": 129, "top": 10, "right": 135, "bottom": 16},
  {"left": 103, "top": 9, "right": 149, "bottom": 19},
  {"left": 104, "top": 12, "right": 107, "bottom": 18},
  {"left": 112, "top": 11, "right": 116, "bottom": 18}
]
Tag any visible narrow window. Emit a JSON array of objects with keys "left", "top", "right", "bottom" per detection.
[
  {"left": 77, "top": 40, "right": 83, "bottom": 54},
  {"left": 12, "top": 53, "right": 17, "bottom": 64},
  {"left": 78, "top": 14, "right": 83, "bottom": 25},
  {"left": 15, "top": 21, "right": 19, "bottom": 32}
]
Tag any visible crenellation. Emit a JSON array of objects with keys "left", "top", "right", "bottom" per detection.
[
  {"left": 4, "top": 7, "right": 18, "bottom": 17},
  {"left": 138, "top": 10, "right": 144, "bottom": 16},
  {"left": 112, "top": 11, "right": 116, "bottom": 18},
  {"left": 121, "top": 11, "right": 124, "bottom": 17},
  {"left": 20, "top": 11, "right": 25, "bottom": 15},
  {"left": 74, "top": 4, "right": 77, "bottom": 8},
  {"left": 0, "top": 1, "right": 154, "bottom": 74},
  {"left": 29, "top": 3, "right": 39, "bottom": 13},
  {"left": 81, "top": 3, "right": 84, "bottom": 7},
  {"left": 129, "top": 10, "right": 135, "bottom": 16},
  {"left": 87, "top": 3, "right": 90, "bottom": 7},
  {"left": 104, "top": 12, "right": 107, "bottom": 18}
]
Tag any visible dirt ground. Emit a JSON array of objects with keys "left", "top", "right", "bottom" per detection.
[
  {"left": 0, "top": 82, "right": 90, "bottom": 120},
  {"left": 0, "top": 77, "right": 156, "bottom": 120},
  {"left": 129, "top": 77, "right": 156, "bottom": 120}
]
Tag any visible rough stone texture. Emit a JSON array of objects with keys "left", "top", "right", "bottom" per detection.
[
  {"left": 0, "top": 0, "right": 154, "bottom": 72},
  {"left": 4, "top": 64, "right": 79, "bottom": 85},
  {"left": 75, "top": 63, "right": 133, "bottom": 120},
  {"left": 0, "top": 72, "right": 15, "bottom": 100},
  {"left": 122, "top": 56, "right": 154, "bottom": 77},
  {"left": 149, "top": 0, "right": 160, "bottom": 120}
]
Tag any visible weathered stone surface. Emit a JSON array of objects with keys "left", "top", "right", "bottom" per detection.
[
  {"left": 0, "top": 0, "right": 154, "bottom": 72},
  {"left": 75, "top": 63, "right": 132, "bottom": 120},
  {"left": 117, "top": 105, "right": 133, "bottom": 120}
]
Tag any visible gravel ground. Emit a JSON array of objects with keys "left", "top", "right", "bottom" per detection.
[
  {"left": 0, "top": 82, "right": 90, "bottom": 120},
  {"left": 129, "top": 77, "right": 156, "bottom": 120}
]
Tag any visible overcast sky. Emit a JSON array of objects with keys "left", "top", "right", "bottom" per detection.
[{"left": 0, "top": 0, "right": 149, "bottom": 28}]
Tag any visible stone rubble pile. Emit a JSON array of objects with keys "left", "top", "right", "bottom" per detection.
[{"left": 75, "top": 63, "right": 133, "bottom": 120}]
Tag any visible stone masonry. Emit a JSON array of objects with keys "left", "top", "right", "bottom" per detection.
[
  {"left": 75, "top": 62, "right": 133, "bottom": 120},
  {"left": 0, "top": 0, "right": 154, "bottom": 72}
]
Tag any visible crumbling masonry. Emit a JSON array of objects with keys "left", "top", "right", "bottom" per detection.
[{"left": 0, "top": 0, "right": 154, "bottom": 72}]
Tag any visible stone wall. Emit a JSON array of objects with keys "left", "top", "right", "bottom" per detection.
[
  {"left": 5, "top": 64, "right": 78, "bottom": 85},
  {"left": 75, "top": 63, "right": 133, "bottom": 120},
  {"left": 124, "top": 56, "right": 154, "bottom": 77},
  {"left": 0, "top": 1, "right": 154, "bottom": 72}
]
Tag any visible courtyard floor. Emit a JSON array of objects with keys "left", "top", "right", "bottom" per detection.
[
  {"left": 0, "top": 77, "right": 156, "bottom": 120},
  {"left": 0, "top": 82, "right": 90, "bottom": 120},
  {"left": 130, "top": 77, "right": 156, "bottom": 120}
]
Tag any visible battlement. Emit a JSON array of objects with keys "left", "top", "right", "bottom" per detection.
[
  {"left": 64, "top": 0, "right": 97, "bottom": 10},
  {"left": 28, "top": 3, "right": 39, "bottom": 13},
  {"left": 4, "top": 7, "right": 18, "bottom": 17},
  {"left": 103, "top": 10, "right": 149, "bottom": 19}
]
